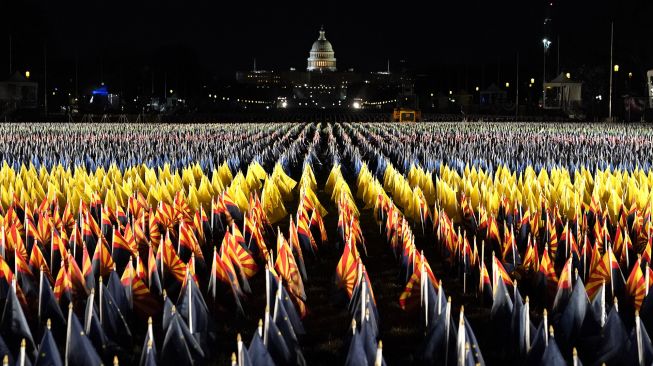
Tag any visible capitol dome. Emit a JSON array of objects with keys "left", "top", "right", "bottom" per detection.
[{"left": 307, "top": 26, "right": 337, "bottom": 72}]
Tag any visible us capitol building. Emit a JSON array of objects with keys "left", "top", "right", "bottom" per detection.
[
  {"left": 307, "top": 26, "right": 337, "bottom": 72},
  {"left": 231, "top": 27, "right": 415, "bottom": 110}
]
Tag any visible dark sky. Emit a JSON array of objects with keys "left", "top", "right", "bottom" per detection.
[{"left": 1, "top": 0, "right": 651, "bottom": 94}]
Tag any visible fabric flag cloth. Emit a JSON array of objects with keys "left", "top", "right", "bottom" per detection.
[
  {"left": 38, "top": 271, "right": 67, "bottom": 343},
  {"left": 554, "top": 278, "right": 599, "bottom": 357},
  {"left": 139, "top": 318, "right": 157, "bottom": 366},
  {"left": 83, "top": 290, "right": 111, "bottom": 360},
  {"left": 273, "top": 291, "right": 307, "bottom": 366},
  {"left": 335, "top": 242, "right": 359, "bottom": 299},
  {"left": 207, "top": 247, "right": 244, "bottom": 317},
  {"left": 625, "top": 313, "right": 653, "bottom": 366},
  {"left": 265, "top": 313, "right": 293, "bottom": 366},
  {"left": 489, "top": 276, "right": 513, "bottom": 355},
  {"left": 416, "top": 302, "right": 457, "bottom": 365},
  {"left": 65, "top": 306, "right": 103, "bottom": 366},
  {"left": 552, "top": 257, "right": 574, "bottom": 313},
  {"left": 0, "top": 284, "right": 35, "bottom": 360},
  {"left": 107, "top": 270, "right": 131, "bottom": 320},
  {"left": 176, "top": 271, "right": 217, "bottom": 357},
  {"left": 35, "top": 322, "right": 63, "bottom": 366},
  {"left": 345, "top": 323, "right": 368, "bottom": 366},
  {"left": 626, "top": 257, "right": 647, "bottom": 311},
  {"left": 99, "top": 278, "right": 133, "bottom": 350},
  {"left": 510, "top": 289, "right": 535, "bottom": 363},
  {"left": 586, "top": 246, "right": 625, "bottom": 300},
  {"left": 140, "top": 339, "right": 158, "bottom": 366},
  {"left": 234, "top": 334, "right": 252, "bottom": 366},
  {"left": 248, "top": 326, "right": 275, "bottom": 366},
  {"left": 160, "top": 308, "right": 205, "bottom": 366},
  {"left": 538, "top": 328, "right": 567, "bottom": 366},
  {"left": 590, "top": 303, "right": 629, "bottom": 365}
]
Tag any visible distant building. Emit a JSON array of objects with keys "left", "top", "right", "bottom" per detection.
[
  {"left": 307, "top": 26, "right": 337, "bottom": 72},
  {"left": 480, "top": 84, "right": 508, "bottom": 106},
  {"left": 543, "top": 72, "right": 582, "bottom": 113},
  {"left": 0, "top": 71, "right": 38, "bottom": 112},
  {"left": 232, "top": 27, "right": 410, "bottom": 111},
  {"left": 235, "top": 70, "right": 282, "bottom": 85},
  {"left": 646, "top": 70, "right": 653, "bottom": 108}
]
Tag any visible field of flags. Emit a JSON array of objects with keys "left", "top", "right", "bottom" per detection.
[{"left": 0, "top": 122, "right": 651, "bottom": 365}]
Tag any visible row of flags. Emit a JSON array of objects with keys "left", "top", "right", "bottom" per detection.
[
  {"left": 328, "top": 124, "right": 487, "bottom": 365},
  {"left": 230, "top": 126, "right": 329, "bottom": 366},
  {"left": 326, "top": 160, "right": 385, "bottom": 366},
  {"left": 343, "top": 122, "right": 653, "bottom": 180},
  {"left": 0, "top": 121, "right": 652, "bottom": 365},
  {"left": 340, "top": 122, "right": 653, "bottom": 365},
  {"left": 0, "top": 123, "right": 338, "bottom": 365},
  {"left": 0, "top": 123, "right": 317, "bottom": 173},
  {"left": 354, "top": 154, "right": 485, "bottom": 366}
]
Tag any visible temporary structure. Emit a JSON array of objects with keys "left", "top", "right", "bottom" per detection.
[
  {"left": 0, "top": 71, "right": 38, "bottom": 111},
  {"left": 543, "top": 72, "right": 582, "bottom": 112}
]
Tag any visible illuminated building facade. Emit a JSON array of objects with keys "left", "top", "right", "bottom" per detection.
[
  {"left": 231, "top": 26, "right": 410, "bottom": 110},
  {"left": 307, "top": 26, "right": 337, "bottom": 72}
]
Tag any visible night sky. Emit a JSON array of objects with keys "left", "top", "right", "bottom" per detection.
[{"left": 1, "top": 0, "right": 651, "bottom": 95}]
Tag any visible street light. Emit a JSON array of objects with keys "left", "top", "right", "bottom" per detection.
[
  {"left": 25, "top": 71, "right": 30, "bottom": 79},
  {"left": 609, "top": 22, "right": 615, "bottom": 120},
  {"left": 542, "top": 38, "right": 552, "bottom": 109},
  {"left": 542, "top": 38, "right": 552, "bottom": 48}
]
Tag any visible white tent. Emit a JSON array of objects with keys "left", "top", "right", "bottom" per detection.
[
  {"left": 647, "top": 69, "right": 653, "bottom": 108},
  {"left": 543, "top": 72, "right": 582, "bottom": 112}
]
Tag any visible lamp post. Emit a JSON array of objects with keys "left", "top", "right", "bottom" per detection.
[
  {"left": 608, "top": 22, "right": 614, "bottom": 121},
  {"left": 542, "top": 38, "right": 552, "bottom": 110}
]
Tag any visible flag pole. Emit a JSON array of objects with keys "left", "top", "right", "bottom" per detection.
[
  {"left": 188, "top": 269, "right": 193, "bottom": 334},
  {"left": 99, "top": 276, "right": 103, "bottom": 324},
  {"left": 444, "top": 297, "right": 451, "bottom": 366},
  {"left": 361, "top": 278, "right": 367, "bottom": 326},
  {"left": 273, "top": 284, "right": 282, "bottom": 321},
  {"left": 422, "top": 259, "right": 428, "bottom": 328},
  {"left": 72, "top": 225, "right": 77, "bottom": 258},
  {"left": 437, "top": 280, "right": 443, "bottom": 316},
  {"left": 211, "top": 247, "right": 217, "bottom": 300},
  {"left": 38, "top": 267, "right": 44, "bottom": 325},
  {"left": 515, "top": 51, "right": 520, "bottom": 120},
  {"left": 525, "top": 296, "right": 531, "bottom": 353},
  {"left": 237, "top": 334, "right": 244, "bottom": 366},
  {"left": 457, "top": 308, "right": 465, "bottom": 366},
  {"left": 65, "top": 304, "right": 73, "bottom": 366},
  {"left": 265, "top": 265, "right": 270, "bottom": 311},
  {"left": 263, "top": 306, "right": 270, "bottom": 346},
  {"left": 636, "top": 311, "right": 643, "bottom": 366},
  {"left": 608, "top": 245, "right": 614, "bottom": 295},
  {"left": 0, "top": 226, "right": 5, "bottom": 259},
  {"left": 608, "top": 21, "right": 614, "bottom": 121},
  {"left": 85, "top": 289, "right": 95, "bottom": 333},
  {"left": 51, "top": 227, "right": 54, "bottom": 270},
  {"left": 600, "top": 281, "right": 606, "bottom": 326},
  {"left": 543, "top": 309, "right": 548, "bottom": 346}
]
